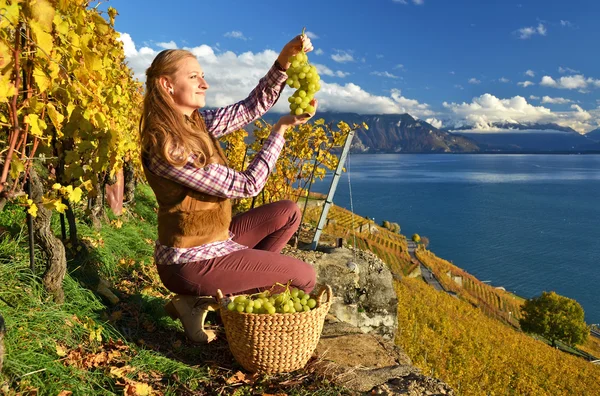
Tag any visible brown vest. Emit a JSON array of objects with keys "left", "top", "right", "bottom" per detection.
[{"left": 142, "top": 135, "right": 232, "bottom": 249}]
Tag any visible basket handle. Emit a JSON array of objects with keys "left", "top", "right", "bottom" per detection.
[
  {"left": 216, "top": 289, "right": 225, "bottom": 305},
  {"left": 316, "top": 285, "right": 333, "bottom": 307}
]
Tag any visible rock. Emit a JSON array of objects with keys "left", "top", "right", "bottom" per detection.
[
  {"left": 283, "top": 244, "right": 454, "bottom": 395},
  {"left": 371, "top": 372, "right": 455, "bottom": 395},
  {"left": 312, "top": 315, "right": 453, "bottom": 394},
  {"left": 312, "top": 246, "right": 398, "bottom": 339},
  {"left": 346, "top": 261, "right": 359, "bottom": 273}
]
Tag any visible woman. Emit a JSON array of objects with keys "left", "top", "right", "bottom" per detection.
[{"left": 139, "top": 35, "right": 318, "bottom": 343}]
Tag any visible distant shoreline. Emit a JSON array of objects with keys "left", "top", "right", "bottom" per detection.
[{"left": 349, "top": 151, "right": 600, "bottom": 155}]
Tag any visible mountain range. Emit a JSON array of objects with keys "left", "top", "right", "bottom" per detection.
[{"left": 256, "top": 111, "right": 600, "bottom": 153}]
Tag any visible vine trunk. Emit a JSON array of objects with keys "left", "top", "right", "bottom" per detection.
[{"left": 30, "top": 168, "right": 66, "bottom": 303}]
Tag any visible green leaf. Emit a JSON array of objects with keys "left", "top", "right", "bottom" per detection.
[{"left": 9, "top": 158, "right": 25, "bottom": 180}]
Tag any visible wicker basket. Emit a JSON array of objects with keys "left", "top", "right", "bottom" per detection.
[{"left": 216, "top": 285, "right": 332, "bottom": 373}]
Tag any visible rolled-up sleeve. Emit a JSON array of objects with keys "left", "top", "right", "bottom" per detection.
[
  {"left": 200, "top": 62, "right": 288, "bottom": 139},
  {"left": 147, "top": 131, "right": 286, "bottom": 199}
]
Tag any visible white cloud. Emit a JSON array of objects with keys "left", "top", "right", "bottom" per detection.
[
  {"left": 558, "top": 66, "right": 579, "bottom": 74},
  {"left": 468, "top": 78, "right": 481, "bottom": 84},
  {"left": 537, "top": 23, "right": 547, "bottom": 36},
  {"left": 516, "top": 23, "right": 547, "bottom": 39},
  {"left": 518, "top": 81, "right": 534, "bottom": 87},
  {"left": 118, "top": 32, "right": 137, "bottom": 57},
  {"left": 224, "top": 31, "right": 247, "bottom": 40},
  {"left": 315, "top": 86, "right": 433, "bottom": 117},
  {"left": 370, "top": 71, "right": 400, "bottom": 79},
  {"left": 426, "top": 118, "right": 443, "bottom": 128},
  {"left": 156, "top": 40, "right": 178, "bottom": 50},
  {"left": 454, "top": 84, "right": 464, "bottom": 90},
  {"left": 117, "top": 32, "right": 158, "bottom": 80},
  {"left": 305, "top": 31, "right": 319, "bottom": 39},
  {"left": 541, "top": 96, "right": 572, "bottom": 104},
  {"left": 499, "top": 77, "right": 510, "bottom": 83},
  {"left": 529, "top": 95, "right": 540, "bottom": 100},
  {"left": 525, "top": 69, "right": 535, "bottom": 77},
  {"left": 331, "top": 51, "right": 354, "bottom": 63},
  {"left": 443, "top": 93, "right": 596, "bottom": 133},
  {"left": 540, "top": 74, "right": 600, "bottom": 90},
  {"left": 393, "top": 0, "right": 423, "bottom": 4},
  {"left": 313, "top": 63, "right": 350, "bottom": 78},
  {"left": 394, "top": 64, "right": 405, "bottom": 70},
  {"left": 376, "top": 54, "right": 384, "bottom": 59},
  {"left": 315, "top": 48, "right": 324, "bottom": 55},
  {"left": 120, "top": 33, "right": 432, "bottom": 117},
  {"left": 560, "top": 20, "right": 573, "bottom": 27},
  {"left": 449, "top": 71, "right": 455, "bottom": 75}
]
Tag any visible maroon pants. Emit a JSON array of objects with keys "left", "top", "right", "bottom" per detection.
[{"left": 156, "top": 200, "right": 316, "bottom": 297}]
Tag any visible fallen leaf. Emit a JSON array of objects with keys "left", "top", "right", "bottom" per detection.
[
  {"left": 226, "top": 370, "right": 257, "bottom": 385},
  {"left": 57, "top": 391, "right": 73, "bottom": 396},
  {"left": 123, "top": 381, "right": 153, "bottom": 396},
  {"left": 110, "top": 365, "right": 135, "bottom": 379},
  {"left": 56, "top": 343, "right": 67, "bottom": 357}
]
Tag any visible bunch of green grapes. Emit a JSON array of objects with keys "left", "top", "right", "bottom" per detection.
[
  {"left": 286, "top": 33, "right": 321, "bottom": 115},
  {"left": 226, "top": 287, "right": 317, "bottom": 315}
]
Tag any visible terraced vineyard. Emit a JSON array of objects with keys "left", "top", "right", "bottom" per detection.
[
  {"left": 303, "top": 204, "right": 416, "bottom": 276},
  {"left": 416, "top": 248, "right": 523, "bottom": 327}
]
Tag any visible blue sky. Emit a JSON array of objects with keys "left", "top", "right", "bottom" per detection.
[{"left": 102, "top": 0, "right": 600, "bottom": 132}]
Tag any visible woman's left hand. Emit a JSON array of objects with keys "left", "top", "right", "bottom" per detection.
[{"left": 277, "top": 34, "right": 314, "bottom": 70}]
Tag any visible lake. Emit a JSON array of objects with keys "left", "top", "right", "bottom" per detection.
[{"left": 311, "top": 154, "right": 600, "bottom": 324}]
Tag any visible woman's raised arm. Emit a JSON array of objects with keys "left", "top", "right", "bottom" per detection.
[{"left": 200, "top": 35, "right": 313, "bottom": 139}]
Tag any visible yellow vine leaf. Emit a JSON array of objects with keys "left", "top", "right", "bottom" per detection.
[
  {"left": 54, "top": 200, "right": 68, "bottom": 214},
  {"left": 66, "top": 103, "right": 76, "bottom": 119},
  {"left": 29, "top": 20, "right": 54, "bottom": 57},
  {"left": 46, "top": 103, "right": 65, "bottom": 131},
  {"left": 0, "top": 41, "right": 9, "bottom": 68},
  {"left": 0, "top": 1, "right": 19, "bottom": 28},
  {"left": 53, "top": 14, "right": 69, "bottom": 36},
  {"left": 9, "top": 159, "right": 24, "bottom": 180},
  {"left": 24, "top": 114, "right": 47, "bottom": 137},
  {"left": 80, "top": 180, "right": 93, "bottom": 192},
  {"left": 107, "top": 7, "right": 117, "bottom": 26},
  {"left": 31, "top": 0, "right": 55, "bottom": 32},
  {"left": 68, "top": 187, "right": 83, "bottom": 203},
  {"left": 33, "top": 66, "right": 50, "bottom": 93},
  {"left": 56, "top": 0, "right": 70, "bottom": 13},
  {"left": 0, "top": 73, "right": 17, "bottom": 103}
]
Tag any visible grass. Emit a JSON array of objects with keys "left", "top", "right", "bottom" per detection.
[{"left": 0, "top": 184, "right": 347, "bottom": 395}]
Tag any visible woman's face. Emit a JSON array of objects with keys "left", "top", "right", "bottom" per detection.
[{"left": 165, "top": 57, "right": 209, "bottom": 115}]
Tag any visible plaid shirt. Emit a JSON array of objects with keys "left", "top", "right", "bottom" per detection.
[{"left": 149, "top": 62, "right": 288, "bottom": 265}]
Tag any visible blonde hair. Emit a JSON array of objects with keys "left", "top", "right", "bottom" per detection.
[{"left": 139, "top": 49, "right": 215, "bottom": 168}]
